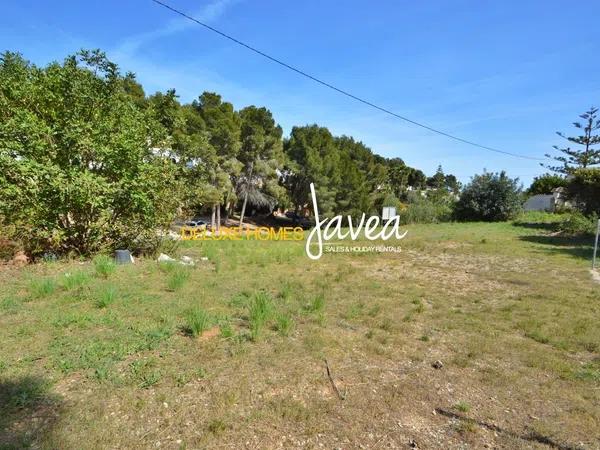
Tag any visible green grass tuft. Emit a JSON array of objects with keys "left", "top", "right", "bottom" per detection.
[
  {"left": 305, "top": 293, "right": 325, "bottom": 313},
  {"left": 61, "top": 270, "right": 90, "bottom": 290},
  {"left": 184, "top": 307, "right": 210, "bottom": 337},
  {"left": 93, "top": 255, "right": 116, "bottom": 279},
  {"left": 454, "top": 401, "right": 471, "bottom": 413},
  {"left": 219, "top": 321, "right": 234, "bottom": 339},
  {"left": 274, "top": 313, "right": 294, "bottom": 336},
  {"left": 248, "top": 291, "right": 273, "bottom": 340},
  {"left": 30, "top": 277, "right": 57, "bottom": 298},
  {"left": 166, "top": 266, "right": 190, "bottom": 291},
  {"left": 95, "top": 285, "right": 117, "bottom": 308}
]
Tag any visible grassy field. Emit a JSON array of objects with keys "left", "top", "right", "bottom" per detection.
[{"left": 1, "top": 215, "right": 599, "bottom": 449}]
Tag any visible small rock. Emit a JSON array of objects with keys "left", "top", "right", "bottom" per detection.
[
  {"left": 180, "top": 255, "right": 195, "bottom": 266},
  {"left": 432, "top": 360, "right": 444, "bottom": 369},
  {"left": 158, "top": 253, "right": 176, "bottom": 263},
  {"left": 12, "top": 251, "right": 29, "bottom": 266},
  {"left": 408, "top": 439, "right": 418, "bottom": 448}
]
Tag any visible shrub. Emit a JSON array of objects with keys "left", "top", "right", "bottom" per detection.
[
  {"left": 401, "top": 192, "right": 453, "bottom": 224},
  {"left": 567, "top": 168, "right": 600, "bottom": 216},
  {"left": 527, "top": 173, "right": 568, "bottom": 195},
  {"left": 557, "top": 211, "right": 598, "bottom": 235},
  {"left": 93, "top": 255, "right": 116, "bottom": 279},
  {"left": 455, "top": 171, "right": 522, "bottom": 221},
  {"left": 0, "top": 50, "right": 181, "bottom": 257},
  {"left": 184, "top": 307, "right": 210, "bottom": 337}
]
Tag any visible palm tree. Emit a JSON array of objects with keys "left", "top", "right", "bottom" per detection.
[{"left": 237, "top": 162, "right": 275, "bottom": 228}]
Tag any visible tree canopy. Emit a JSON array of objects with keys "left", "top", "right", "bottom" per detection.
[
  {"left": 0, "top": 50, "right": 180, "bottom": 256},
  {"left": 545, "top": 107, "right": 600, "bottom": 174},
  {"left": 0, "top": 49, "right": 462, "bottom": 256},
  {"left": 454, "top": 171, "right": 522, "bottom": 221}
]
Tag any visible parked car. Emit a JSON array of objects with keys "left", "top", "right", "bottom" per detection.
[{"left": 184, "top": 219, "right": 207, "bottom": 229}]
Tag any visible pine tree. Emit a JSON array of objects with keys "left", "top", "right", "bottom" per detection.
[
  {"left": 545, "top": 107, "right": 600, "bottom": 174},
  {"left": 427, "top": 165, "right": 445, "bottom": 189}
]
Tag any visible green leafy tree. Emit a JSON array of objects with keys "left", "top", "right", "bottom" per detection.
[
  {"left": 192, "top": 92, "right": 241, "bottom": 228},
  {"left": 427, "top": 165, "right": 445, "bottom": 189},
  {"left": 237, "top": 106, "right": 285, "bottom": 226},
  {"left": 284, "top": 125, "right": 341, "bottom": 217},
  {"left": 0, "top": 50, "right": 180, "bottom": 256},
  {"left": 334, "top": 136, "right": 376, "bottom": 216},
  {"left": 444, "top": 174, "right": 461, "bottom": 194},
  {"left": 407, "top": 168, "right": 427, "bottom": 189},
  {"left": 567, "top": 168, "right": 600, "bottom": 216},
  {"left": 454, "top": 171, "right": 522, "bottom": 221},
  {"left": 385, "top": 157, "right": 409, "bottom": 198},
  {"left": 545, "top": 107, "right": 600, "bottom": 173},
  {"left": 527, "top": 173, "right": 568, "bottom": 195},
  {"left": 122, "top": 72, "right": 146, "bottom": 108}
]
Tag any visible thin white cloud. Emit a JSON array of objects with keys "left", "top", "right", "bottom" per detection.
[{"left": 115, "top": 0, "right": 238, "bottom": 57}]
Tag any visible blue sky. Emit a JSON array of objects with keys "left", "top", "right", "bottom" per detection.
[{"left": 2, "top": 0, "right": 600, "bottom": 186}]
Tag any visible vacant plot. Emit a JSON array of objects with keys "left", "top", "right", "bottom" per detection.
[{"left": 0, "top": 218, "right": 599, "bottom": 449}]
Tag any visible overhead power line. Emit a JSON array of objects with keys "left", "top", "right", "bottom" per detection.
[{"left": 150, "top": 0, "right": 545, "bottom": 161}]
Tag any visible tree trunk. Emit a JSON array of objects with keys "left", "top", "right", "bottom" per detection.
[
  {"left": 211, "top": 204, "right": 216, "bottom": 231},
  {"left": 216, "top": 203, "right": 221, "bottom": 232},
  {"left": 239, "top": 194, "right": 249, "bottom": 230},
  {"left": 238, "top": 162, "right": 254, "bottom": 229}
]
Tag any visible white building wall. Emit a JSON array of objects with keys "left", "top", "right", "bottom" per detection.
[{"left": 524, "top": 194, "right": 554, "bottom": 212}]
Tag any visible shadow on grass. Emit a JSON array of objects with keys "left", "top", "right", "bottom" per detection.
[
  {"left": 435, "top": 408, "right": 580, "bottom": 450},
  {"left": 512, "top": 220, "right": 558, "bottom": 231},
  {"left": 519, "top": 234, "right": 594, "bottom": 260},
  {"left": 0, "top": 376, "right": 62, "bottom": 449}
]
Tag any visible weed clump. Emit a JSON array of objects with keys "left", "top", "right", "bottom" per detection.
[
  {"left": 248, "top": 291, "right": 273, "bottom": 340},
  {"left": 30, "top": 277, "right": 57, "bottom": 298},
  {"left": 93, "top": 255, "right": 116, "bottom": 278},
  {"left": 167, "top": 266, "right": 190, "bottom": 291},
  {"left": 95, "top": 285, "right": 117, "bottom": 308},
  {"left": 62, "top": 270, "right": 90, "bottom": 290},
  {"left": 275, "top": 313, "right": 294, "bottom": 336},
  {"left": 184, "top": 308, "right": 210, "bottom": 337}
]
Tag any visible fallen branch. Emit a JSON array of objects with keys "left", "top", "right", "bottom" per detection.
[{"left": 324, "top": 359, "right": 346, "bottom": 400}]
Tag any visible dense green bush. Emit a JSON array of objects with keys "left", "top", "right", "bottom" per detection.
[
  {"left": 527, "top": 173, "right": 568, "bottom": 195},
  {"left": 0, "top": 50, "right": 181, "bottom": 257},
  {"left": 454, "top": 171, "right": 522, "bottom": 221},
  {"left": 567, "top": 168, "right": 600, "bottom": 216},
  {"left": 400, "top": 191, "right": 453, "bottom": 224},
  {"left": 556, "top": 211, "right": 598, "bottom": 235}
]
